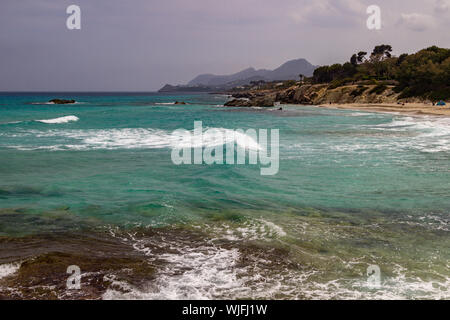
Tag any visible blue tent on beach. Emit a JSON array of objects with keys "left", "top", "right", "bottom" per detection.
[{"left": 436, "top": 101, "right": 446, "bottom": 106}]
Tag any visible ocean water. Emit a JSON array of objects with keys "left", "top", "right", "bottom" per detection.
[{"left": 0, "top": 93, "right": 449, "bottom": 299}]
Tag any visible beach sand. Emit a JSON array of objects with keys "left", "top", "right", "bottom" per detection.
[{"left": 317, "top": 103, "right": 450, "bottom": 117}]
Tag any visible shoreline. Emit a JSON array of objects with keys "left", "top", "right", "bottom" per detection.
[{"left": 315, "top": 103, "right": 450, "bottom": 117}]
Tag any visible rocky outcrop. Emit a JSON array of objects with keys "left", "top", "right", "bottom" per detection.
[
  {"left": 249, "top": 84, "right": 425, "bottom": 106},
  {"left": 251, "top": 96, "right": 275, "bottom": 107},
  {"left": 275, "top": 85, "right": 326, "bottom": 104},
  {"left": 231, "top": 92, "right": 254, "bottom": 99},
  {"left": 224, "top": 95, "right": 275, "bottom": 107},
  {"left": 224, "top": 99, "right": 252, "bottom": 107},
  {"left": 49, "top": 99, "right": 76, "bottom": 104},
  {"left": 226, "top": 82, "right": 429, "bottom": 107}
]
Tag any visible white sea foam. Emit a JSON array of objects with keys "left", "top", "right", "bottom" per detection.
[
  {"left": 303, "top": 264, "right": 450, "bottom": 300},
  {"left": 374, "top": 116, "right": 450, "bottom": 136},
  {"left": 102, "top": 219, "right": 295, "bottom": 300},
  {"left": 102, "top": 219, "right": 302, "bottom": 300},
  {"left": 370, "top": 116, "right": 450, "bottom": 153},
  {"left": 205, "top": 219, "right": 288, "bottom": 242},
  {"left": 0, "top": 121, "right": 23, "bottom": 125},
  {"left": 259, "top": 219, "right": 287, "bottom": 237},
  {"left": 36, "top": 115, "right": 79, "bottom": 124},
  {"left": 104, "top": 246, "right": 243, "bottom": 300},
  {"left": 347, "top": 112, "right": 373, "bottom": 117},
  {"left": 103, "top": 249, "right": 450, "bottom": 300},
  {"left": 282, "top": 114, "right": 450, "bottom": 156},
  {"left": 399, "top": 214, "right": 449, "bottom": 232},
  {"left": 308, "top": 115, "right": 450, "bottom": 154},
  {"left": 102, "top": 219, "right": 450, "bottom": 300},
  {"left": 31, "top": 102, "right": 55, "bottom": 105},
  {"left": 0, "top": 263, "right": 20, "bottom": 280}
]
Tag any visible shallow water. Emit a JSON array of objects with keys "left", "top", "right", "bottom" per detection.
[{"left": 0, "top": 93, "right": 448, "bottom": 299}]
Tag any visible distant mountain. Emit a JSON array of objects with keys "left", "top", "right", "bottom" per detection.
[
  {"left": 187, "top": 59, "right": 317, "bottom": 87},
  {"left": 158, "top": 84, "right": 214, "bottom": 93},
  {"left": 187, "top": 67, "right": 270, "bottom": 87}
]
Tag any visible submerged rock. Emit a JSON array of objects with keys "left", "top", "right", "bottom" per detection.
[
  {"left": 49, "top": 99, "right": 76, "bottom": 105},
  {"left": 0, "top": 232, "right": 156, "bottom": 300}
]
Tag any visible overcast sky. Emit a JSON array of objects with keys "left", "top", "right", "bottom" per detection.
[{"left": 1, "top": 0, "right": 449, "bottom": 91}]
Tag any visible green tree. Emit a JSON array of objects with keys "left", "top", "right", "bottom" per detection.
[
  {"left": 371, "top": 45, "right": 393, "bottom": 60},
  {"left": 357, "top": 51, "right": 367, "bottom": 63}
]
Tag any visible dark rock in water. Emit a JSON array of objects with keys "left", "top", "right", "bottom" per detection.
[
  {"left": 49, "top": 99, "right": 76, "bottom": 105},
  {"left": 0, "top": 232, "right": 156, "bottom": 300},
  {"left": 174, "top": 101, "right": 187, "bottom": 105},
  {"left": 224, "top": 99, "right": 252, "bottom": 107}
]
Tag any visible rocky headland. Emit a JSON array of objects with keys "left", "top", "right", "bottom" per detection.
[
  {"left": 225, "top": 81, "right": 429, "bottom": 107},
  {"left": 222, "top": 81, "right": 450, "bottom": 116}
]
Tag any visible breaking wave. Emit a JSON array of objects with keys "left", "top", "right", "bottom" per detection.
[
  {"left": 5, "top": 127, "right": 262, "bottom": 151},
  {"left": 36, "top": 116, "right": 79, "bottom": 124}
]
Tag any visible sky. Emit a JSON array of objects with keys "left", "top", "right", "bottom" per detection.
[{"left": 0, "top": 0, "right": 449, "bottom": 91}]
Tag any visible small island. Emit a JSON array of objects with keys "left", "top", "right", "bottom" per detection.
[{"left": 49, "top": 99, "right": 76, "bottom": 105}]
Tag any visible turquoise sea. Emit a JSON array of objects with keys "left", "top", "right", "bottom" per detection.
[{"left": 0, "top": 93, "right": 449, "bottom": 299}]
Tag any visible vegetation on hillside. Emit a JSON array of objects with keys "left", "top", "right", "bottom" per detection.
[{"left": 312, "top": 45, "right": 450, "bottom": 101}]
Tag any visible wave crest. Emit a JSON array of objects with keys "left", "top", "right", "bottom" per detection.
[
  {"left": 36, "top": 116, "right": 79, "bottom": 124},
  {"left": 5, "top": 127, "right": 262, "bottom": 151}
]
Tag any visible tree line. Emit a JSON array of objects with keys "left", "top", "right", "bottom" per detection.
[{"left": 311, "top": 45, "right": 450, "bottom": 100}]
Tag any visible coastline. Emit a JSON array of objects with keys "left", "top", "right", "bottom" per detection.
[{"left": 316, "top": 103, "right": 450, "bottom": 117}]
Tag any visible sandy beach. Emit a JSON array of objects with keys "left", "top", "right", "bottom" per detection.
[{"left": 318, "top": 103, "right": 450, "bottom": 117}]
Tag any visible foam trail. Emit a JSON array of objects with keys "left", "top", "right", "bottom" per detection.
[
  {"left": 0, "top": 121, "right": 23, "bottom": 125},
  {"left": 36, "top": 116, "right": 79, "bottom": 124}
]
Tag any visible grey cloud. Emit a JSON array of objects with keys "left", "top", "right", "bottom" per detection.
[
  {"left": 435, "top": 0, "right": 450, "bottom": 12},
  {"left": 398, "top": 13, "right": 437, "bottom": 32},
  {"left": 0, "top": 0, "right": 448, "bottom": 91},
  {"left": 289, "top": 0, "right": 368, "bottom": 28}
]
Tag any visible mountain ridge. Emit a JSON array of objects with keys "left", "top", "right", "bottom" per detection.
[
  {"left": 187, "top": 58, "right": 317, "bottom": 87},
  {"left": 158, "top": 58, "right": 317, "bottom": 92}
]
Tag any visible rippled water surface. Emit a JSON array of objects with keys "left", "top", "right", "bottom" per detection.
[{"left": 0, "top": 93, "right": 449, "bottom": 299}]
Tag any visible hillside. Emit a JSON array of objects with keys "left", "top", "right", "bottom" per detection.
[{"left": 224, "top": 45, "right": 450, "bottom": 107}]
